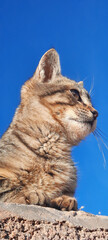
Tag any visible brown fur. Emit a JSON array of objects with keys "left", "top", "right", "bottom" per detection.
[{"left": 0, "top": 49, "right": 98, "bottom": 210}]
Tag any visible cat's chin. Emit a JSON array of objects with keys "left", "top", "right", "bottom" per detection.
[
  {"left": 63, "top": 119, "right": 97, "bottom": 145},
  {"left": 90, "top": 119, "right": 97, "bottom": 132}
]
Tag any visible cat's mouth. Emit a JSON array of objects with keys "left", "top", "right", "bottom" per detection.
[
  {"left": 69, "top": 118, "right": 97, "bottom": 131},
  {"left": 69, "top": 118, "right": 95, "bottom": 124},
  {"left": 84, "top": 119, "right": 97, "bottom": 132}
]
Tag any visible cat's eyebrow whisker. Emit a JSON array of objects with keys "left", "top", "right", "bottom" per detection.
[
  {"left": 89, "top": 89, "right": 95, "bottom": 98},
  {"left": 93, "top": 131, "right": 106, "bottom": 168},
  {"left": 89, "top": 76, "right": 94, "bottom": 96},
  {"left": 81, "top": 76, "right": 88, "bottom": 83}
]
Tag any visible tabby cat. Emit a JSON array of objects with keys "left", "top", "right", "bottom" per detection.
[{"left": 0, "top": 49, "right": 98, "bottom": 210}]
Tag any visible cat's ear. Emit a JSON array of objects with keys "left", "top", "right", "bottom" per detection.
[
  {"left": 78, "top": 81, "right": 83, "bottom": 88},
  {"left": 34, "top": 49, "right": 61, "bottom": 82}
]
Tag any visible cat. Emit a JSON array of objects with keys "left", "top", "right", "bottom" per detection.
[{"left": 0, "top": 49, "right": 98, "bottom": 211}]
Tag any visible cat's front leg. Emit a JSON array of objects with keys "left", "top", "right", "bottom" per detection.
[{"left": 50, "top": 195, "right": 77, "bottom": 211}]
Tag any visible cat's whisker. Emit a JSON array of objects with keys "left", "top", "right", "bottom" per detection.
[
  {"left": 96, "top": 127, "right": 108, "bottom": 139},
  {"left": 93, "top": 131, "right": 106, "bottom": 168},
  {"left": 95, "top": 129, "right": 108, "bottom": 143},
  {"left": 95, "top": 129, "right": 108, "bottom": 148}
]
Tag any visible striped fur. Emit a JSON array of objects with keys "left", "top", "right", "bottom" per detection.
[{"left": 0, "top": 49, "right": 98, "bottom": 210}]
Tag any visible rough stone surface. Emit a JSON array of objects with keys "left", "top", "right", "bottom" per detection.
[{"left": 0, "top": 202, "right": 108, "bottom": 239}]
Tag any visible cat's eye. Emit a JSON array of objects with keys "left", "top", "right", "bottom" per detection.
[
  {"left": 87, "top": 93, "right": 91, "bottom": 101},
  {"left": 70, "top": 89, "right": 80, "bottom": 101}
]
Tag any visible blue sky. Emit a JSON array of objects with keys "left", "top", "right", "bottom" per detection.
[{"left": 0, "top": 0, "right": 108, "bottom": 215}]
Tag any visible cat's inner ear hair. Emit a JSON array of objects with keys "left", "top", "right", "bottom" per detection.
[{"left": 34, "top": 49, "right": 61, "bottom": 83}]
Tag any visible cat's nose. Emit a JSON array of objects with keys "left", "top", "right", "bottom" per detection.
[{"left": 91, "top": 110, "right": 98, "bottom": 120}]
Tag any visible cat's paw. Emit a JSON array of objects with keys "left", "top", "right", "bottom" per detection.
[
  {"left": 50, "top": 195, "right": 77, "bottom": 211},
  {"left": 25, "top": 191, "right": 45, "bottom": 205}
]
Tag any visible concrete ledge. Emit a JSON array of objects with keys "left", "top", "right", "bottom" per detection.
[
  {"left": 0, "top": 202, "right": 108, "bottom": 230},
  {"left": 0, "top": 203, "right": 108, "bottom": 239}
]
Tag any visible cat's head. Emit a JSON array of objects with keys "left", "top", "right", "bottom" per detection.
[{"left": 21, "top": 49, "right": 98, "bottom": 145}]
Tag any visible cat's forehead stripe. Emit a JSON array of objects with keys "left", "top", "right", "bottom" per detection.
[{"left": 81, "top": 89, "right": 91, "bottom": 105}]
